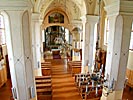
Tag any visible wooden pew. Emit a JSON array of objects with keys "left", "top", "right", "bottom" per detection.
[
  {"left": 37, "top": 88, "right": 52, "bottom": 100},
  {"left": 67, "top": 61, "right": 81, "bottom": 76},
  {"left": 35, "top": 79, "right": 51, "bottom": 84},
  {"left": 126, "top": 68, "right": 133, "bottom": 88},
  {"left": 36, "top": 83, "right": 51, "bottom": 89},
  {"left": 35, "top": 76, "right": 52, "bottom": 100},
  {"left": 35, "top": 76, "right": 51, "bottom": 79},
  {"left": 67, "top": 61, "right": 81, "bottom": 71},
  {"left": 71, "top": 65, "right": 81, "bottom": 76},
  {"left": 41, "top": 62, "right": 52, "bottom": 76},
  {"left": 42, "top": 68, "right": 51, "bottom": 76}
]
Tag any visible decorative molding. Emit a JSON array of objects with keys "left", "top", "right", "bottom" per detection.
[
  {"left": 104, "top": 1, "right": 133, "bottom": 16},
  {"left": 104, "top": 1, "right": 120, "bottom": 17},
  {"left": 0, "top": 1, "right": 33, "bottom": 10},
  {"left": 120, "top": 1, "right": 133, "bottom": 15}
]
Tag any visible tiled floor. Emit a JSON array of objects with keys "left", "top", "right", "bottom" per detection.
[{"left": 0, "top": 59, "right": 133, "bottom": 100}]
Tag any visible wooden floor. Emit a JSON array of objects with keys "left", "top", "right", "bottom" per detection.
[
  {"left": 0, "top": 59, "right": 133, "bottom": 100},
  {"left": 47, "top": 59, "right": 82, "bottom": 100}
]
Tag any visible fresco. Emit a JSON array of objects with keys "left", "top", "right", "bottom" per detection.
[{"left": 49, "top": 12, "right": 64, "bottom": 23}]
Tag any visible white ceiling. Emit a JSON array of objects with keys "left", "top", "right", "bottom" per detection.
[{"left": 33, "top": 0, "right": 93, "bottom": 20}]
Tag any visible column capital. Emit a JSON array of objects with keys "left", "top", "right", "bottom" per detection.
[
  {"left": 104, "top": 1, "right": 119, "bottom": 17},
  {"left": 32, "top": 12, "right": 41, "bottom": 20},
  {"left": 0, "top": 0, "right": 33, "bottom": 10},
  {"left": 81, "top": 15, "right": 99, "bottom": 24}
]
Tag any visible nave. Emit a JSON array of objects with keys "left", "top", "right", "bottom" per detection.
[
  {"left": 0, "top": 59, "right": 133, "bottom": 100},
  {"left": 47, "top": 59, "right": 82, "bottom": 100}
]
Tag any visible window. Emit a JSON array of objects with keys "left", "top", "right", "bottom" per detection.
[
  {"left": 0, "top": 14, "right": 6, "bottom": 45},
  {"left": 129, "top": 23, "right": 133, "bottom": 50},
  {"left": 104, "top": 18, "right": 109, "bottom": 45}
]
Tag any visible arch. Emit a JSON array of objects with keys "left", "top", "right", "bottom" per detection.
[
  {"left": 0, "top": 10, "right": 17, "bottom": 88},
  {"left": 43, "top": 9, "right": 70, "bottom": 24},
  {"left": 42, "top": 9, "right": 72, "bottom": 31}
]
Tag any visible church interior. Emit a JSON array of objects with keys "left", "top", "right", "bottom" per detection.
[{"left": 0, "top": 0, "right": 133, "bottom": 100}]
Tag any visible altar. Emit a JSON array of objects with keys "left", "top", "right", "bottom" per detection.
[{"left": 52, "top": 49, "right": 61, "bottom": 59}]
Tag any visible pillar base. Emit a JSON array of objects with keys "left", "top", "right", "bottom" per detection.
[{"left": 100, "top": 88, "right": 123, "bottom": 100}]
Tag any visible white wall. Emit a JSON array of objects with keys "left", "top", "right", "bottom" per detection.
[{"left": 127, "top": 50, "right": 133, "bottom": 70}]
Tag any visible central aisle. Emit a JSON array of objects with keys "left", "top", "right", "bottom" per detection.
[{"left": 46, "top": 59, "right": 82, "bottom": 100}]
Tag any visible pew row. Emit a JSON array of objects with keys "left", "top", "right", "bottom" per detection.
[
  {"left": 126, "top": 68, "right": 133, "bottom": 88},
  {"left": 41, "top": 62, "right": 52, "bottom": 76},
  {"left": 35, "top": 76, "right": 52, "bottom": 100},
  {"left": 67, "top": 61, "right": 81, "bottom": 76}
]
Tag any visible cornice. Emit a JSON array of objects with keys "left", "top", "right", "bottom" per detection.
[
  {"left": 104, "top": 1, "right": 133, "bottom": 17},
  {"left": 120, "top": 1, "right": 133, "bottom": 15},
  {"left": 0, "top": 1, "right": 33, "bottom": 11}
]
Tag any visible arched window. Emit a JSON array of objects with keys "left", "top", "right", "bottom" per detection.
[
  {"left": 129, "top": 23, "right": 133, "bottom": 50},
  {"left": 104, "top": 18, "right": 109, "bottom": 45},
  {"left": 0, "top": 14, "right": 6, "bottom": 45}
]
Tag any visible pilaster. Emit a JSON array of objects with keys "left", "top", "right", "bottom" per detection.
[
  {"left": 0, "top": 1, "right": 36, "bottom": 100},
  {"left": 32, "top": 13, "right": 42, "bottom": 76},
  {"left": 81, "top": 15, "right": 99, "bottom": 73},
  {"left": 101, "top": 1, "right": 133, "bottom": 99}
]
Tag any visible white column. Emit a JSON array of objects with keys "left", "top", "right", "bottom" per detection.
[
  {"left": 101, "top": 1, "right": 133, "bottom": 100},
  {"left": 81, "top": 15, "right": 98, "bottom": 73},
  {"left": 32, "top": 13, "right": 42, "bottom": 76},
  {"left": 0, "top": 1, "right": 36, "bottom": 100},
  {"left": 71, "top": 20, "right": 82, "bottom": 61}
]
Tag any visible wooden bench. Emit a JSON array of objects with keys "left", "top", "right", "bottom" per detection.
[
  {"left": 42, "top": 68, "right": 51, "bottom": 76},
  {"left": 36, "top": 83, "right": 51, "bottom": 89},
  {"left": 37, "top": 88, "right": 52, "bottom": 100},
  {"left": 126, "top": 68, "right": 133, "bottom": 88},
  {"left": 35, "top": 76, "right": 51, "bottom": 80},
  {"left": 71, "top": 66, "right": 81, "bottom": 76},
  {"left": 67, "top": 61, "right": 81, "bottom": 75},
  {"left": 35, "top": 79, "right": 51, "bottom": 84},
  {"left": 41, "top": 62, "right": 52, "bottom": 76},
  {"left": 41, "top": 63, "right": 51, "bottom": 67},
  {"left": 35, "top": 76, "right": 52, "bottom": 100}
]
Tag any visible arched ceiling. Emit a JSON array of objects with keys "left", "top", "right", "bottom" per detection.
[
  {"left": 32, "top": 0, "right": 105, "bottom": 30},
  {"left": 34, "top": 0, "right": 86, "bottom": 20}
]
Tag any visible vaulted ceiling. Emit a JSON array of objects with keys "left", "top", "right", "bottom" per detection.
[{"left": 33, "top": 0, "right": 102, "bottom": 20}]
